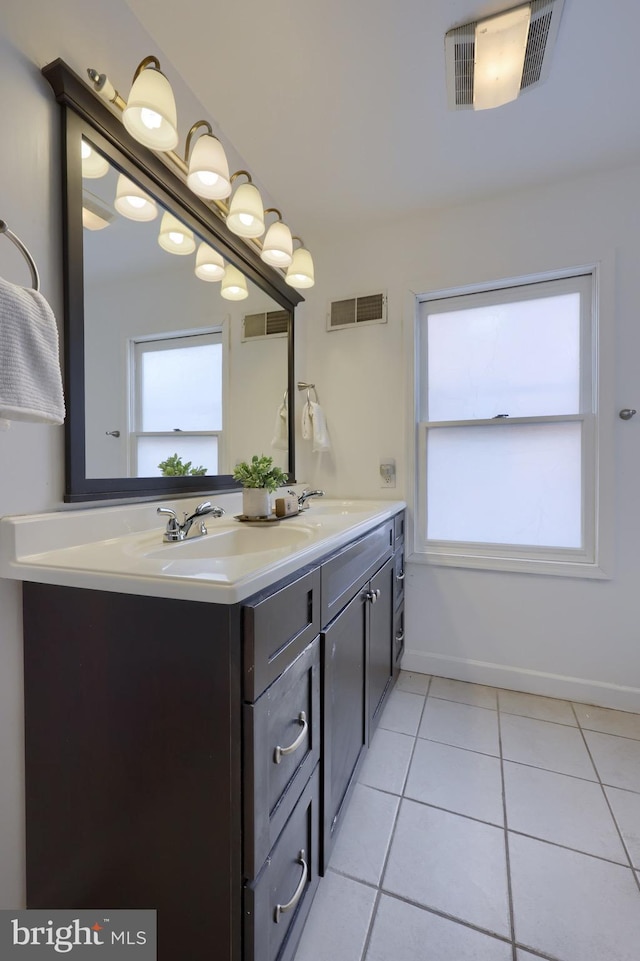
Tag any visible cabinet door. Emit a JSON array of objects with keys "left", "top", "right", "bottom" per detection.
[
  {"left": 368, "top": 555, "right": 395, "bottom": 735},
  {"left": 321, "top": 591, "right": 367, "bottom": 871}
]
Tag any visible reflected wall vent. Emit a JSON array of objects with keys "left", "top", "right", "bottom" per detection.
[
  {"left": 327, "top": 291, "right": 387, "bottom": 331},
  {"left": 445, "top": 0, "right": 564, "bottom": 110},
  {"left": 242, "top": 309, "right": 290, "bottom": 341}
]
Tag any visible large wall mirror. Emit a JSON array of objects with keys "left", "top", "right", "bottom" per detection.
[{"left": 44, "top": 60, "right": 300, "bottom": 502}]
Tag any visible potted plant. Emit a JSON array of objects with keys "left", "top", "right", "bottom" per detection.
[{"left": 233, "top": 454, "right": 288, "bottom": 518}]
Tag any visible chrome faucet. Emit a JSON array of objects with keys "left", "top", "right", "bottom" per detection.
[
  {"left": 296, "top": 488, "right": 325, "bottom": 510},
  {"left": 157, "top": 501, "right": 225, "bottom": 542}
]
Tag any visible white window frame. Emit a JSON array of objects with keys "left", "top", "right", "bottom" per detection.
[
  {"left": 128, "top": 328, "right": 226, "bottom": 476},
  {"left": 410, "top": 264, "right": 613, "bottom": 579}
]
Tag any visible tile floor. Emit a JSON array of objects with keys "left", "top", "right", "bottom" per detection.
[{"left": 293, "top": 673, "right": 640, "bottom": 961}]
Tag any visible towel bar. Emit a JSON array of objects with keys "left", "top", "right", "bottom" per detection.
[{"left": 0, "top": 220, "right": 40, "bottom": 291}]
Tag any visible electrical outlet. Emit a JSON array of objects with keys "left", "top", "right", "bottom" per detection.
[{"left": 379, "top": 459, "right": 396, "bottom": 488}]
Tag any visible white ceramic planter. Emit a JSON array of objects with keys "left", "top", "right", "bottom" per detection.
[{"left": 242, "top": 488, "right": 272, "bottom": 518}]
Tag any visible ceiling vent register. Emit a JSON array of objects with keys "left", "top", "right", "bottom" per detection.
[
  {"left": 445, "top": 0, "right": 564, "bottom": 110},
  {"left": 242, "top": 309, "right": 290, "bottom": 341},
  {"left": 327, "top": 292, "right": 387, "bottom": 331}
]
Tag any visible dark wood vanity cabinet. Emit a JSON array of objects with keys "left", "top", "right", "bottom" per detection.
[{"left": 21, "top": 510, "right": 405, "bottom": 961}]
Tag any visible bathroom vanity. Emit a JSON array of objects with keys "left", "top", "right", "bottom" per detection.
[{"left": 3, "top": 499, "right": 405, "bottom": 961}]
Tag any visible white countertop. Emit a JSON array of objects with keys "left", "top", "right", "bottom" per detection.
[{"left": 0, "top": 494, "right": 405, "bottom": 604}]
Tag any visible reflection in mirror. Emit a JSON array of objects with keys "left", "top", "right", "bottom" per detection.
[{"left": 81, "top": 143, "right": 290, "bottom": 481}]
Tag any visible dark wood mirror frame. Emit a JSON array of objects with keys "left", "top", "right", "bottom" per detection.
[{"left": 43, "top": 59, "right": 301, "bottom": 502}]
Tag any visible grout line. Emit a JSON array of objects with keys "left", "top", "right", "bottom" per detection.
[
  {"left": 496, "top": 699, "right": 518, "bottom": 961},
  {"left": 358, "top": 888, "right": 382, "bottom": 961}
]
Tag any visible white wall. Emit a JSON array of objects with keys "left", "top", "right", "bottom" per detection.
[{"left": 299, "top": 163, "right": 640, "bottom": 713}]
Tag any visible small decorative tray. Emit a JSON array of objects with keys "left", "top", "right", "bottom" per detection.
[{"left": 234, "top": 512, "right": 301, "bottom": 524}]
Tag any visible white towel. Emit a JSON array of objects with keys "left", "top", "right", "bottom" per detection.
[
  {"left": 271, "top": 398, "right": 288, "bottom": 450},
  {"left": 0, "top": 276, "right": 65, "bottom": 425},
  {"left": 302, "top": 400, "right": 330, "bottom": 452}
]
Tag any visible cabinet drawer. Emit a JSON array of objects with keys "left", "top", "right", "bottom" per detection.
[
  {"left": 244, "top": 568, "right": 321, "bottom": 701},
  {"left": 393, "top": 548, "right": 405, "bottom": 611},
  {"left": 394, "top": 511, "right": 405, "bottom": 548},
  {"left": 321, "top": 520, "right": 394, "bottom": 626},
  {"left": 244, "top": 768, "right": 320, "bottom": 961},
  {"left": 244, "top": 637, "right": 320, "bottom": 878}
]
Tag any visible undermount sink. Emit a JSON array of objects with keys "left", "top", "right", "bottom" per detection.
[{"left": 143, "top": 523, "right": 314, "bottom": 560}]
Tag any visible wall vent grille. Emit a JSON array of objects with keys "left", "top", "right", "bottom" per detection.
[
  {"left": 242, "top": 309, "right": 290, "bottom": 341},
  {"left": 327, "top": 292, "right": 387, "bottom": 331},
  {"left": 445, "top": 0, "right": 564, "bottom": 109}
]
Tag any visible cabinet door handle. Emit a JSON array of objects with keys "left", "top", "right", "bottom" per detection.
[
  {"left": 274, "top": 849, "right": 308, "bottom": 923},
  {"left": 365, "top": 589, "right": 381, "bottom": 604},
  {"left": 396, "top": 570, "right": 405, "bottom": 582},
  {"left": 395, "top": 630, "right": 405, "bottom": 643},
  {"left": 274, "top": 711, "right": 308, "bottom": 764}
]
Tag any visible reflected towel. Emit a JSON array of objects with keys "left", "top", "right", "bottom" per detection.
[
  {"left": 302, "top": 400, "right": 330, "bottom": 452},
  {"left": 271, "top": 398, "right": 288, "bottom": 450},
  {"left": 0, "top": 276, "right": 65, "bottom": 425}
]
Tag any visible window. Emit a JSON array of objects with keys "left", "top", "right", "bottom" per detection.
[
  {"left": 415, "top": 270, "right": 607, "bottom": 577},
  {"left": 131, "top": 331, "right": 223, "bottom": 476}
]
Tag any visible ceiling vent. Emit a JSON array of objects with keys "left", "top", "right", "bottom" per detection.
[
  {"left": 242, "top": 309, "right": 290, "bottom": 342},
  {"left": 327, "top": 292, "right": 387, "bottom": 332},
  {"left": 445, "top": 0, "right": 564, "bottom": 110}
]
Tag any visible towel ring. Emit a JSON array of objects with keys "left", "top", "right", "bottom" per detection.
[
  {"left": 0, "top": 221, "right": 40, "bottom": 291},
  {"left": 297, "top": 381, "right": 318, "bottom": 403}
]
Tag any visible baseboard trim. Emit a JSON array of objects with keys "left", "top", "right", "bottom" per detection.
[{"left": 401, "top": 648, "right": 640, "bottom": 713}]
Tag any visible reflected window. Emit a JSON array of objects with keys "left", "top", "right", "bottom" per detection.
[{"left": 132, "top": 330, "right": 223, "bottom": 476}]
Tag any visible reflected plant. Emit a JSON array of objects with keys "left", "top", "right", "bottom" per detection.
[{"left": 158, "top": 453, "right": 207, "bottom": 476}]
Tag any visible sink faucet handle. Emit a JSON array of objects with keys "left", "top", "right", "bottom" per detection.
[
  {"left": 157, "top": 506, "right": 178, "bottom": 519},
  {"left": 194, "top": 500, "right": 212, "bottom": 515}
]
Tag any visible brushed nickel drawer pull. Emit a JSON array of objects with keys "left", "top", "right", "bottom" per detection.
[
  {"left": 274, "top": 849, "right": 308, "bottom": 923},
  {"left": 396, "top": 570, "right": 405, "bottom": 581},
  {"left": 365, "top": 589, "right": 381, "bottom": 604},
  {"left": 395, "top": 630, "right": 405, "bottom": 643},
  {"left": 274, "top": 711, "right": 308, "bottom": 764}
]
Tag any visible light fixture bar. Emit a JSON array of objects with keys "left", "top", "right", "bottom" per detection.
[{"left": 473, "top": 5, "right": 531, "bottom": 110}]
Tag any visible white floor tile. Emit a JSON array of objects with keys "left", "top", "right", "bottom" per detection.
[
  {"left": 499, "top": 688, "right": 576, "bottom": 726},
  {"left": 429, "top": 676, "right": 498, "bottom": 709},
  {"left": 573, "top": 703, "right": 640, "bottom": 740},
  {"left": 365, "top": 894, "right": 512, "bottom": 961},
  {"left": 396, "top": 670, "right": 430, "bottom": 695},
  {"left": 383, "top": 799, "right": 510, "bottom": 937},
  {"left": 504, "top": 761, "right": 627, "bottom": 862},
  {"left": 605, "top": 786, "right": 640, "bottom": 868},
  {"left": 510, "top": 833, "right": 640, "bottom": 961},
  {"left": 329, "top": 783, "right": 399, "bottom": 885},
  {"left": 358, "top": 727, "right": 414, "bottom": 795},
  {"left": 378, "top": 689, "right": 424, "bottom": 736},
  {"left": 405, "top": 738, "right": 504, "bottom": 825},
  {"left": 584, "top": 730, "right": 640, "bottom": 793},
  {"left": 516, "top": 952, "right": 543, "bottom": 961},
  {"left": 418, "top": 697, "right": 500, "bottom": 756},
  {"left": 292, "top": 870, "right": 376, "bottom": 961},
  {"left": 500, "top": 713, "right": 597, "bottom": 780}
]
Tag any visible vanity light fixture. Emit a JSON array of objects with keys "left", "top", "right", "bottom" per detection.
[
  {"left": 474, "top": 5, "right": 531, "bottom": 110},
  {"left": 81, "top": 140, "right": 109, "bottom": 179},
  {"left": 185, "top": 121, "right": 232, "bottom": 201},
  {"left": 122, "top": 56, "right": 179, "bottom": 151},
  {"left": 220, "top": 264, "right": 249, "bottom": 300},
  {"left": 285, "top": 238, "right": 315, "bottom": 289},
  {"left": 226, "top": 172, "right": 265, "bottom": 239},
  {"left": 261, "top": 209, "right": 293, "bottom": 268},
  {"left": 195, "top": 242, "right": 225, "bottom": 282},
  {"left": 158, "top": 211, "right": 196, "bottom": 254},
  {"left": 114, "top": 173, "right": 158, "bottom": 222}
]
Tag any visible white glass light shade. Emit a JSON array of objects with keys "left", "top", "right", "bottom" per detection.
[
  {"left": 226, "top": 183, "right": 265, "bottom": 238},
  {"left": 158, "top": 211, "right": 196, "bottom": 255},
  {"left": 81, "top": 141, "right": 109, "bottom": 179},
  {"left": 114, "top": 174, "right": 158, "bottom": 222},
  {"left": 261, "top": 221, "right": 293, "bottom": 267},
  {"left": 285, "top": 247, "right": 315, "bottom": 288},
  {"left": 473, "top": 6, "right": 531, "bottom": 111},
  {"left": 122, "top": 66, "right": 179, "bottom": 150},
  {"left": 187, "top": 135, "right": 231, "bottom": 200},
  {"left": 221, "top": 264, "right": 249, "bottom": 300},
  {"left": 195, "top": 242, "right": 225, "bottom": 282}
]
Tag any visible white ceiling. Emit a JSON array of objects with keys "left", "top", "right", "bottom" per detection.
[{"left": 123, "top": 0, "right": 640, "bottom": 240}]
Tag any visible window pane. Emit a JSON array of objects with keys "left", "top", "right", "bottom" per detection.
[
  {"left": 140, "top": 342, "right": 222, "bottom": 431},
  {"left": 136, "top": 436, "right": 218, "bottom": 476},
  {"left": 426, "top": 422, "right": 582, "bottom": 547},
  {"left": 427, "top": 294, "right": 580, "bottom": 420}
]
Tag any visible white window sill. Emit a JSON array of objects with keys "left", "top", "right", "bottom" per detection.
[{"left": 408, "top": 549, "right": 610, "bottom": 579}]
